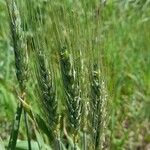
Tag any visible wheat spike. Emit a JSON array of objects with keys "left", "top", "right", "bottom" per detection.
[
  {"left": 7, "top": 0, "right": 28, "bottom": 92},
  {"left": 59, "top": 46, "right": 82, "bottom": 148},
  {"left": 33, "top": 44, "right": 58, "bottom": 131},
  {"left": 90, "top": 64, "right": 107, "bottom": 150}
]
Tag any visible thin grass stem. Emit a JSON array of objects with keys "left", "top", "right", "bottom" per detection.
[
  {"left": 8, "top": 103, "right": 22, "bottom": 150},
  {"left": 24, "top": 110, "right": 32, "bottom": 150}
]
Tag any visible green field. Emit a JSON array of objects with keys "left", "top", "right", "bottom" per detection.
[{"left": 0, "top": 0, "right": 150, "bottom": 150}]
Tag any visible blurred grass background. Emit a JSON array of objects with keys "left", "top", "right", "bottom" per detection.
[{"left": 0, "top": 0, "right": 150, "bottom": 149}]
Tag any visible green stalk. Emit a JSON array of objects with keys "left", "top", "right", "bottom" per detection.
[
  {"left": 24, "top": 110, "right": 32, "bottom": 150},
  {"left": 55, "top": 134, "right": 61, "bottom": 150},
  {"left": 83, "top": 130, "right": 87, "bottom": 150},
  {"left": 8, "top": 103, "right": 22, "bottom": 150}
]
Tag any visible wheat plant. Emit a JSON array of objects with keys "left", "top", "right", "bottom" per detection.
[{"left": 5, "top": 0, "right": 30, "bottom": 149}]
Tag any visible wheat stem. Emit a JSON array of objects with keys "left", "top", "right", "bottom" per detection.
[
  {"left": 8, "top": 102, "right": 23, "bottom": 150},
  {"left": 24, "top": 110, "right": 32, "bottom": 150}
]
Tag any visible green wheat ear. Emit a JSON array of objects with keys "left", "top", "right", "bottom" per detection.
[
  {"left": 6, "top": 0, "right": 28, "bottom": 92},
  {"left": 34, "top": 47, "right": 58, "bottom": 131},
  {"left": 59, "top": 46, "right": 82, "bottom": 146},
  {"left": 89, "top": 64, "right": 107, "bottom": 150}
]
